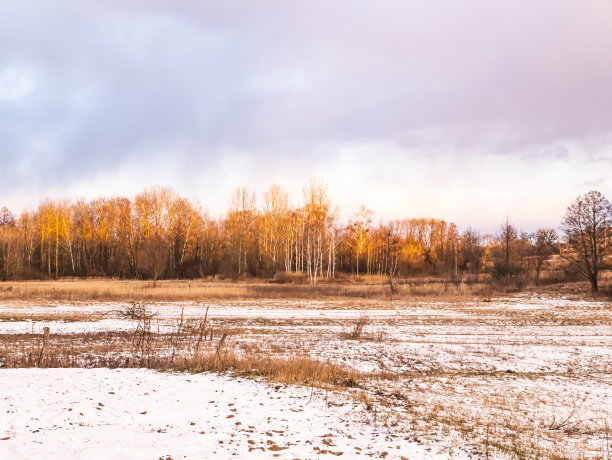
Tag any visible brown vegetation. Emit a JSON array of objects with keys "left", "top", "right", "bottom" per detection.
[
  {"left": 1, "top": 289, "right": 611, "bottom": 458},
  {"left": 0, "top": 276, "right": 563, "bottom": 302},
  {"left": 0, "top": 324, "right": 362, "bottom": 390}
]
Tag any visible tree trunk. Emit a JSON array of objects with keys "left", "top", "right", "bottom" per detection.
[{"left": 589, "top": 275, "right": 598, "bottom": 292}]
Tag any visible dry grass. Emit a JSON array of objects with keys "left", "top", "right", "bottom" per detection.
[
  {"left": 0, "top": 278, "right": 508, "bottom": 302},
  {"left": 0, "top": 280, "right": 252, "bottom": 302},
  {"left": 181, "top": 352, "right": 362, "bottom": 388},
  {"left": 373, "top": 374, "right": 610, "bottom": 460},
  {"left": 1, "top": 343, "right": 361, "bottom": 389},
  {"left": 0, "top": 326, "right": 363, "bottom": 390},
  {"left": 2, "top": 287, "right": 611, "bottom": 458}
]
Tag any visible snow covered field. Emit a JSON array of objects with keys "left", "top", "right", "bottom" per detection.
[
  {"left": 1, "top": 292, "right": 611, "bottom": 458},
  {"left": 1, "top": 368, "right": 454, "bottom": 459}
]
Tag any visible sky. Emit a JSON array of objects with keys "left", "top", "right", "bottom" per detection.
[{"left": 1, "top": 0, "right": 612, "bottom": 232}]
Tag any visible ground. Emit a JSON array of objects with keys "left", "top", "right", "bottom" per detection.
[
  {"left": 1, "top": 368, "right": 450, "bottom": 459},
  {"left": 0, "top": 284, "right": 611, "bottom": 459}
]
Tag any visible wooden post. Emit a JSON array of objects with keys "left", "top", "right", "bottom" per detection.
[{"left": 39, "top": 327, "right": 50, "bottom": 367}]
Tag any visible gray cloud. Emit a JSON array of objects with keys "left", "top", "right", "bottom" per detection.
[
  {"left": 578, "top": 177, "right": 607, "bottom": 187},
  {"left": 1, "top": 0, "right": 612, "bottom": 227}
]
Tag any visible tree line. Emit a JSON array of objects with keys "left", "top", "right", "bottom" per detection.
[{"left": 0, "top": 182, "right": 609, "bottom": 290}]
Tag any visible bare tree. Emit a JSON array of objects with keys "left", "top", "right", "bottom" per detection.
[
  {"left": 561, "top": 190, "right": 611, "bottom": 292},
  {"left": 227, "top": 187, "right": 256, "bottom": 276},
  {"left": 0, "top": 207, "right": 19, "bottom": 280},
  {"left": 303, "top": 178, "right": 332, "bottom": 286},
  {"left": 138, "top": 235, "right": 169, "bottom": 287},
  {"left": 346, "top": 205, "right": 373, "bottom": 275},
  {"left": 262, "top": 184, "right": 289, "bottom": 272},
  {"left": 460, "top": 228, "right": 484, "bottom": 274},
  {"left": 530, "top": 228, "right": 558, "bottom": 285},
  {"left": 383, "top": 222, "right": 400, "bottom": 293},
  {"left": 497, "top": 217, "right": 518, "bottom": 276}
]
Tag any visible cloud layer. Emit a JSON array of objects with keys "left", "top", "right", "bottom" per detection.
[{"left": 1, "top": 0, "right": 612, "bottom": 230}]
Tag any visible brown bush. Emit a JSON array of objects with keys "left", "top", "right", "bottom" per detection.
[{"left": 270, "top": 271, "right": 307, "bottom": 285}]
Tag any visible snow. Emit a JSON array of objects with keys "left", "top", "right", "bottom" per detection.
[
  {"left": 0, "top": 368, "right": 456, "bottom": 459},
  {"left": 0, "top": 292, "right": 610, "bottom": 457},
  {"left": 0, "top": 319, "right": 140, "bottom": 335}
]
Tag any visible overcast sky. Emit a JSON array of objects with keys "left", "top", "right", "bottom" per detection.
[{"left": 1, "top": 0, "right": 611, "bottom": 232}]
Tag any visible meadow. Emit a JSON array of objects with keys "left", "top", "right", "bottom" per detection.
[{"left": 0, "top": 279, "right": 611, "bottom": 459}]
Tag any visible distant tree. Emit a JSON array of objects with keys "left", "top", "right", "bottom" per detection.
[
  {"left": 262, "top": 184, "right": 289, "bottom": 272},
  {"left": 561, "top": 190, "right": 611, "bottom": 292},
  {"left": 460, "top": 228, "right": 484, "bottom": 273},
  {"left": 302, "top": 178, "right": 332, "bottom": 285},
  {"left": 19, "top": 211, "right": 35, "bottom": 271},
  {"left": 227, "top": 187, "right": 256, "bottom": 276},
  {"left": 446, "top": 223, "right": 460, "bottom": 278},
  {"left": 10, "top": 182, "right": 609, "bottom": 285},
  {"left": 497, "top": 218, "right": 518, "bottom": 276},
  {"left": 382, "top": 222, "right": 401, "bottom": 292},
  {"left": 138, "top": 235, "right": 169, "bottom": 287},
  {"left": 0, "top": 207, "right": 15, "bottom": 227},
  {"left": 345, "top": 205, "right": 373, "bottom": 275},
  {"left": 0, "top": 207, "right": 18, "bottom": 280},
  {"left": 167, "top": 195, "right": 199, "bottom": 274},
  {"left": 529, "top": 228, "right": 558, "bottom": 285}
]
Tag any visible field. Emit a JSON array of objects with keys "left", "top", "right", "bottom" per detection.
[{"left": 1, "top": 280, "right": 611, "bottom": 459}]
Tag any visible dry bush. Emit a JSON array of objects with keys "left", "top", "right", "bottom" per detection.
[
  {"left": 110, "top": 301, "right": 156, "bottom": 320},
  {"left": 548, "top": 392, "right": 590, "bottom": 432},
  {"left": 341, "top": 314, "right": 369, "bottom": 340}
]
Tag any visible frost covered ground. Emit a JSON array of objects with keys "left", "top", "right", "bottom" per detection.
[
  {"left": 1, "top": 291, "right": 611, "bottom": 458},
  {"left": 1, "top": 368, "right": 454, "bottom": 459}
]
